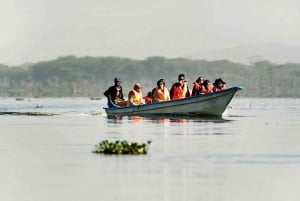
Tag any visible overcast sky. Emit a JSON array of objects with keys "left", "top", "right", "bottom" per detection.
[{"left": 1, "top": 0, "right": 299, "bottom": 65}]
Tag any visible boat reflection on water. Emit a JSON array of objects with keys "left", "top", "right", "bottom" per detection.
[
  {"left": 128, "top": 115, "right": 142, "bottom": 123},
  {"left": 147, "top": 115, "right": 230, "bottom": 124},
  {"left": 106, "top": 113, "right": 230, "bottom": 125},
  {"left": 151, "top": 117, "right": 186, "bottom": 124},
  {"left": 105, "top": 114, "right": 143, "bottom": 124}
]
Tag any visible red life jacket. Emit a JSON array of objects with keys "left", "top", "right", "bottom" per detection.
[
  {"left": 192, "top": 82, "right": 203, "bottom": 96},
  {"left": 143, "top": 96, "right": 152, "bottom": 104},
  {"left": 172, "top": 86, "right": 183, "bottom": 99}
]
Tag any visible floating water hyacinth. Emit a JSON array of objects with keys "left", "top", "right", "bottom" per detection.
[
  {"left": 90, "top": 97, "right": 101, "bottom": 100},
  {"left": 93, "top": 140, "right": 151, "bottom": 155}
]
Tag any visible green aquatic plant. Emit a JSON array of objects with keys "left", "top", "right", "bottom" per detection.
[
  {"left": 93, "top": 140, "right": 151, "bottom": 155},
  {"left": 90, "top": 97, "right": 101, "bottom": 100}
]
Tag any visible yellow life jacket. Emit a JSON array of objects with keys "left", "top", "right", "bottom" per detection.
[
  {"left": 181, "top": 82, "right": 188, "bottom": 98},
  {"left": 128, "top": 89, "right": 142, "bottom": 106}
]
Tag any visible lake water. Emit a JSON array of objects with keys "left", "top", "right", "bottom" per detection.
[{"left": 0, "top": 97, "right": 300, "bottom": 201}]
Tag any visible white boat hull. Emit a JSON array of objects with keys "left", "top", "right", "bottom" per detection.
[{"left": 104, "top": 86, "right": 242, "bottom": 117}]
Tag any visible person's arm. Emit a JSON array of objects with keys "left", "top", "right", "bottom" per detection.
[
  {"left": 104, "top": 86, "right": 113, "bottom": 99},
  {"left": 185, "top": 83, "right": 191, "bottom": 97},
  {"left": 152, "top": 88, "right": 159, "bottom": 102},
  {"left": 103, "top": 90, "right": 111, "bottom": 99},
  {"left": 120, "top": 87, "right": 125, "bottom": 100},
  {"left": 191, "top": 84, "right": 197, "bottom": 96},
  {"left": 165, "top": 89, "right": 170, "bottom": 101},
  {"left": 169, "top": 84, "right": 174, "bottom": 99},
  {"left": 155, "top": 89, "right": 164, "bottom": 102},
  {"left": 128, "top": 92, "right": 136, "bottom": 106}
]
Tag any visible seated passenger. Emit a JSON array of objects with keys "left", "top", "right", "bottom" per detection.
[
  {"left": 127, "top": 83, "right": 143, "bottom": 106},
  {"left": 153, "top": 79, "right": 170, "bottom": 102},
  {"left": 143, "top": 91, "right": 153, "bottom": 104},
  {"left": 201, "top": 80, "right": 213, "bottom": 94},
  {"left": 171, "top": 82, "right": 183, "bottom": 100},
  {"left": 151, "top": 78, "right": 165, "bottom": 100},
  {"left": 170, "top": 73, "right": 190, "bottom": 99},
  {"left": 192, "top": 76, "right": 204, "bottom": 96},
  {"left": 212, "top": 78, "right": 226, "bottom": 92}
]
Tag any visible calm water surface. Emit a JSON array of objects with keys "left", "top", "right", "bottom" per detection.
[{"left": 0, "top": 97, "right": 299, "bottom": 201}]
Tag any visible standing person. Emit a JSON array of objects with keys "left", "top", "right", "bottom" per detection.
[
  {"left": 128, "top": 83, "right": 143, "bottom": 106},
  {"left": 192, "top": 76, "right": 204, "bottom": 96},
  {"left": 103, "top": 77, "right": 127, "bottom": 106},
  {"left": 170, "top": 73, "right": 191, "bottom": 99},
  {"left": 152, "top": 79, "right": 170, "bottom": 102}
]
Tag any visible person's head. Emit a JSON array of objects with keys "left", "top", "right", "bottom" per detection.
[
  {"left": 213, "top": 79, "right": 220, "bottom": 86},
  {"left": 114, "top": 77, "right": 121, "bottom": 85},
  {"left": 178, "top": 74, "right": 185, "bottom": 81},
  {"left": 134, "top": 83, "right": 142, "bottom": 91},
  {"left": 196, "top": 76, "right": 204, "bottom": 84},
  {"left": 159, "top": 78, "right": 165, "bottom": 85},
  {"left": 203, "top": 80, "right": 210, "bottom": 88},
  {"left": 147, "top": 91, "right": 152, "bottom": 97},
  {"left": 215, "top": 78, "right": 226, "bottom": 88},
  {"left": 218, "top": 78, "right": 226, "bottom": 84},
  {"left": 157, "top": 79, "right": 165, "bottom": 88}
]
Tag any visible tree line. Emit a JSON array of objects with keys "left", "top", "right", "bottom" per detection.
[{"left": 0, "top": 56, "right": 299, "bottom": 97}]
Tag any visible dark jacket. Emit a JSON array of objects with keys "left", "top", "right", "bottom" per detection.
[{"left": 103, "top": 85, "right": 124, "bottom": 102}]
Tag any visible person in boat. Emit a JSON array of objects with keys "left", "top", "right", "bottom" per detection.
[
  {"left": 171, "top": 82, "right": 183, "bottom": 99},
  {"left": 151, "top": 78, "right": 165, "bottom": 99},
  {"left": 170, "top": 73, "right": 191, "bottom": 99},
  {"left": 201, "top": 79, "right": 213, "bottom": 94},
  {"left": 143, "top": 91, "right": 153, "bottom": 104},
  {"left": 212, "top": 78, "right": 226, "bottom": 92},
  {"left": 192, "top": 76, "right": 204, "bottom": 96},
  {"left": 128, "top": 83, "right": 143, "bottom": 106},
  {"left": 152, "top": 79, "right": 170, "bottom": 102},
  {"left": 104, "top": 77, "right": 127, "bottom": 106}
]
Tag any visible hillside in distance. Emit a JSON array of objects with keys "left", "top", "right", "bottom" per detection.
[
  {"left": 0, "top": 56, "right": 299, "bottom": 97},
  {"left": 188, "top": 44, "right": 300, "bottom": 65}
]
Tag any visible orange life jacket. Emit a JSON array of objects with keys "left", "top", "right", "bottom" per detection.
[
  {"left": 192, "top": 82, "right": 202, "bottom": 96},
  {"left": 128, "top": 89, "right": 142, "bottom": 106},
  {"left": 202, "top": 85, "right": 213, "bottom": 94},
  {"left": 212, "top": 84, "right": 226, "bottom": 92},
  {"left": 154, "top": 87, "right": 170, "bottom": 102}
]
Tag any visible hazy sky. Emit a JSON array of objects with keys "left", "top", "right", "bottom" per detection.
[{"left": 1, "top": 0, "right": 299, "bottom": 65}]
